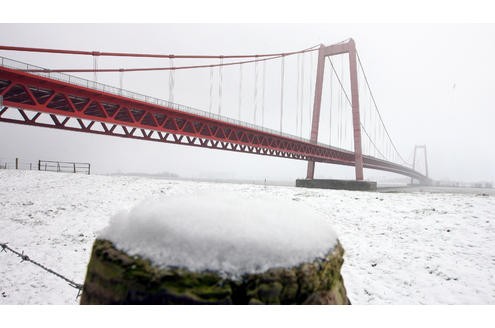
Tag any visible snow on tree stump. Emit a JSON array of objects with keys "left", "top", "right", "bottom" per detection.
[
  {"left": 80, "top": 239, "right": 350, "bottom": 305},
  {"left": 80, "top": 194, "right": 350, "bottom": 305}
]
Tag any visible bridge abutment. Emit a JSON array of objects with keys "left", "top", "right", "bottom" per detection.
[{"left": 296, "top": 179, "right": 377, "bottom": 191}]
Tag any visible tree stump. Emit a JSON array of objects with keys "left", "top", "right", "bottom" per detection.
[{"left": 80, "top": 239, "right": 350, "bottom": 305}]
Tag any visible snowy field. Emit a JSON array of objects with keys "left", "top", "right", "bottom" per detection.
[{"left": 0, "top": 170, "right": 494, "bottom": 305}]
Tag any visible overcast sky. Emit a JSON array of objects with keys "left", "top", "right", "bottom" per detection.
[{"left": 0, "top": 24, "right": 494, "bottom": 183}]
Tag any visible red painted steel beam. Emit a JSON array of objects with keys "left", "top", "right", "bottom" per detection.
[
  {"left": 0, "top": 66, "right": 430, "bottom": 183},
  {"left": 0, "top": 108, "right": 429, "bottom": 182}
]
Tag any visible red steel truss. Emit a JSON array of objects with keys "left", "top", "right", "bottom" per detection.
[{"left": 0, "top": 65, "right": 430, "bottom": 183}]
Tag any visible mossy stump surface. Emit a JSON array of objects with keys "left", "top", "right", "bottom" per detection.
[{"left": 80, "top": 239, "right": 350, "bottom": 305}]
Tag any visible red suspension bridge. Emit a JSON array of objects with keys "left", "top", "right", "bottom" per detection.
[{"left": 0, "top": 39, "right": 430, "bottom": 183}]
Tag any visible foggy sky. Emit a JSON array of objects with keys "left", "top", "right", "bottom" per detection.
[{"left": 0, "top": 24, "right": 494, "bottom": 183}]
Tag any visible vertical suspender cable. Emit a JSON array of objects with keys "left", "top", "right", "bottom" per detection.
[
  {"left": 92, "top": 54, "right": 98, "bottom": 85},
  {"left": 209, "top": 65, "right": 213, "bottom": 114},
  {"left": 359, "top": 69, "right": 367, "bottom": 156},
  {"left": 374, "top": 105, "right": 378, "bottom": 157},
  {"left": 169, "top": 56, "right": 175, "bottom": 103},
  {"left": 360, "top": 66, "right": 370, "bottom": 156},
  {"left": 308, "top": 51, "right": 314, "bottom": 138},
  {"left": 371, "top": 105, "right": 379, "bottom": 157},
  {"left": 376, "top": 97, "right": 380, "bottom": 158},
  {"left": 262, "top": 60, "right": 266, "bottom": 128},
  {"left": 254, "top": 56, "right": 259, "bottom": 124},
  {"left": 341, "top": 55, "right": 347, "bottom": 148},
  {"left": 329, "top": 63, "right": 333, "bottom": 146},
  {"left": 218, "top": 56, "right": 223, "bottom": 115},
  {"left": 296, "top": 54, "right": 300, "bottom": 136},
  {"left": 388, "top": 138, "right": 391, "bottom": 161},
  {"left": 360, "top": 70, "right": 365, "bottom": 155},
  {"left": 238, "top": 63, "right": 243, "bottom": 120},
  {"left": 300, "top": 52, "right": 305, "bottom": 138},
  {"left": 119, "top": 69, "right": 124, "bottom": 95},
  {"left": 368, "top": 84, "right": 373, "bottom": 157},
  {"left": 280, "top": 55, "right": 285, "bottom": 133},
  {"left": 338, "top": 57, "right": 343, "bottom": 148},
  {"left": 382, "top": 122, "right": 387, "bottom": 159}
]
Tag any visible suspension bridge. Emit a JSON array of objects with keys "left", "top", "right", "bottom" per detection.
[{"left": 0, "top": 39, "right": 430, "bottom": 185}]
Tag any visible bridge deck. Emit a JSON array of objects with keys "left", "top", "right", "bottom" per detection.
[{"left": 0, "top": 56, "right": 429, "bottom": 182}]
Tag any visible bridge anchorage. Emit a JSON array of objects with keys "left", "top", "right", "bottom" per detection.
[{"left": 0, "top": 39, "right": 430, "bottom": 189}]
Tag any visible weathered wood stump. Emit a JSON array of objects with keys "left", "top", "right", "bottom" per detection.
[{"left": 80, "top": 239, "right": 350, "bottom": 305}]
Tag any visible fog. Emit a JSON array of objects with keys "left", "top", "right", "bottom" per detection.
[{"left": 0, "top": 24, "right": 494, "bottom": 184}]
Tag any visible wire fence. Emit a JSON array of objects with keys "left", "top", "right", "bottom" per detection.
[
  {"left": 38, "top": 160, "right": 90, "bottom": 174},
  {"left": 0, "top": 242, "right": 83, "bottom": 300},
  {"left": 0, "top": 157, "right": 90, "bottom": 174}
]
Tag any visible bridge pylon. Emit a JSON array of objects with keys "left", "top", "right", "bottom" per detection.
[
  {"left": 306, "top": 39, "right": 364, "bottom": 181},
  {"left": 411, "top": 145, "right": 429, "bottom": 185}
]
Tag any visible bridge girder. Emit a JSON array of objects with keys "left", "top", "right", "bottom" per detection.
[{"left": 0, "top": 65, "right": 430, "bottom": 183}]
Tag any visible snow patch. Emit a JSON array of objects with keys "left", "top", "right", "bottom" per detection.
[{"left": 99, "top": 193, "right": 338, "bottom": 277}]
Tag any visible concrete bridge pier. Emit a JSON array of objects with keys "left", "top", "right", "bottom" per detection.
[{"left": 296, "top": 179, "right": 377, "bottom": 191}]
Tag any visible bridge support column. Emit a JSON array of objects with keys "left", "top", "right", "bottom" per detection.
[
  {"left": 306, "top": 39, "right": 364, "bottom": 181},
  {"left": 411, "top": 145, "right": 429, "bottom": 185},
  {"left": 306, "top": 44, "right": 326, "bottom": 179},
  {"left": 348, "top": 40, "right": 364, "bottom": 181}
]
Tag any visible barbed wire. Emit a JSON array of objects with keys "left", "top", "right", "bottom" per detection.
[{"left": 0, "top": 242, "right": 83, "bottom": 300}]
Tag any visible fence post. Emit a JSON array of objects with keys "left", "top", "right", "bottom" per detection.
[
  {"left": 15, "top": 158, "right": 18, "bottom": 170},
  {"left": 73, "top": 163, "right": 76, "bottom": 173},
  {"left": 38, "top": 160, "right": 41, "bottom": 171},
  {"left": 57, "top": 162, "right": 60, "bottom": 172},
  {"left": 30, "top": 163, "right": 32, "bottom": 170},
  {"left": 88, "top": 163, "right": 91, "bottom": 175}
]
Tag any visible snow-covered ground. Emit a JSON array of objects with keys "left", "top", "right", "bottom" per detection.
[{"left": 0, "top": 170, "right": 494, "bottom": 304}]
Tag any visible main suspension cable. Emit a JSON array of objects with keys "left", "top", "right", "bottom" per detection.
[
  {"left": 327, "top": 56, "right": 387, "bottom": 160},
  {"left": 0, "top": 44, "right": 320, "bottom": 59},
  {"left": 23, "top": 54, "right": 284, "bottom": 74},
  {"left": 356, "top": 51, "right": 408, "bottom": 166},
  {"left": 18, "top": 45, "right": 321, "bottom": 74}
]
